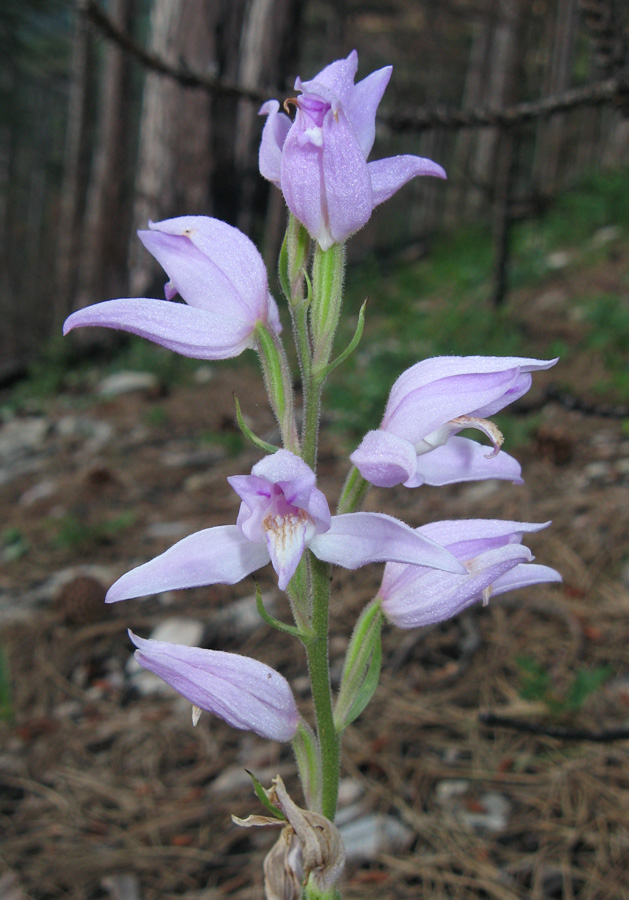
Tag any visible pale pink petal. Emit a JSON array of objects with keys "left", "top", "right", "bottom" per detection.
[
  {"left": 350, "top": 430, "right": 417, "bottom": 487},
  {"left": 144, "top": 216, "right": 269, "bottom": 323},
  {"left": 106, "top": 526, "right": 270, "bottom": 603},
  {"left": 492, "top": 563, "right": 562, "bottom": 595},
  {"left": 310, "top": 513, "right": 465, "bottom": 574},
  {"left": 381, "top": 544, "right": 533, "bottom": 629},
  {"left": 258, "top": 100, "right": 292, "bottom": 186},
  {"left": 368, "top": 155, "right": 446, "bottom": 208},
  {"left": 63, "top": 298, "right": 256, "bottom": 360},
  {"left": 408, "top": 437, "right": 524, "bottom": 487},
  {"left": 346, "top": 65, "right": 392, "bottom": 157},
  {"left": 130, "top": 632, "right": 299, "bottom": 741},
  {"left": 321, "top": 106, "right": 373, "bottom": 245}
]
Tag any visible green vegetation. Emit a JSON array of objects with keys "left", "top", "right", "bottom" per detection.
[
  {"left": 0, "top": 646, "right": 13, "bottom": 723},
  {"left": 198, "top": 430, "right": 245, "bottom": 457},
  {"left": 516, "top": 655, "right": 613, "bottom": 716},
  {"left": 53, "top": 511, "right": 136, "bottom": 551},
  {"left": 2, "top": 528, "right": 29, "bottom": 562},
  {"left": 4, "top": 169, "right": 627, "bottom": 441},
  {"left": 328, "top": 168, "right": 629, "bottom": 439}
]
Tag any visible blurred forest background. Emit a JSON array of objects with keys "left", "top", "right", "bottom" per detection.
[{"left": 1, "top": 0, "right": 628, "bottom": 380}]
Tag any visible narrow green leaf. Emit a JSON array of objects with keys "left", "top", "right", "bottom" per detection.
[
  {"left": 343, "top": 630, "right": 382, "bottom": 728},
  {"left": 279, "top": 231, "right": 290, "bottom": 301},
  {"left": 233, "top": 395, "right": 278, "bottom": 454},
  {"left": 255, "top": 582, "right": 311, "bottom": 639},
  {"left": 245, "top": 769, "right": 286, "bottom": 820}
]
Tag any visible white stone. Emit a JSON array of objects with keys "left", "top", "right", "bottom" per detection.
[
  {"left": 194, "top": 365, "right": 214, "bottom": 385},
  {"left": 339, "top": 814, "right": 413, "bottom": 861},
  {"left": 127, "top": 617, "right": 205, "bottom": 693},
  {"left": 546, "top": 250, "right": 572, "bottom": 270},
  {"left": 98, "top": 371, "right": 159, "bottom": 397},
  {"left": 145, "top": 521, "right": 191, "bottom": 540},
  {"left": 19, "top": 478, "right": 57, "bottom": 506},
  {"left": 214, "top": 592, "right": 277, "bottom": 637},
  {"left": 591, "top": 225, "right": 620, "bottom": 247}
]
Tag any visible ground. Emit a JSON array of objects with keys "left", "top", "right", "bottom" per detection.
[{"left": 0, "top": 254, "right": 628, "bottom": 899}]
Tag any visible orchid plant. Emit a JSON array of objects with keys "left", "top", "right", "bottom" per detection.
[{"left": 64, "top": 51, "right": 561, "bottom": 899}]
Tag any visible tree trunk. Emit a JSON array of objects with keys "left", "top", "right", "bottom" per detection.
[
  {"left": 233, "top": 0, "right": 305, "bottom": 237},
  {"left": 53, "top": 9, "right": 96, "bottom": 330},
  {"left": 533, "top": 0, "right": 579, "bottom": 196},
  {"left": 130, "top": 0, "right": 217, "bottom": 296},
  {"left": 469, "top": 0, "right": 523, "bottom": 213},
  {"left": 76, "top": 0, "right": 138, "bottom": 312},
  {"left": 130, "top": 0, "right": 305, "bottom": 295}
]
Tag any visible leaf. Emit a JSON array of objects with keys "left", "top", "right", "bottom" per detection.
[{"left": 245, "top": 769, "right": 286, "bottom": 821}]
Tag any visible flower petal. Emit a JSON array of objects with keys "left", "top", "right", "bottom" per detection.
[
  {"left": 386, "top": 356, "right": 558, "bottom": 424},
  {"left": 143, "top": 216, "right": 269, "bottom": 323},
  {"left": 385, "top": 368, "right": 521, "bottom": 441},
  {"left": 368, "top": 154, "right": 446, "bottom": 208},
  {"left": 258, "top": 100, "right": 292, "bottom": 185},
  {"left": 106, "top": 525, "right": 270, "bottom": 603},
  {"left": 129, "top": 632, "right": 299, "bottom": 741},
  {"left": 381, "top": 544, "right": 533, "bottom": 629},
  {"left": 281, "top": 120, "right": 328, "bottom": 248},
  {"left": 492, "top": 563, "right": 562, "bottom": 595},
  {"left": 418, "top": 519, "right": 551, "bottom": 557},
  {"left": 346, "top": 65, "right": 392, "bottom": 157},
  {"left": 63, "top": 298, "right": 256, "bottom": 360},
  {"left": 321, "top": 106, "right": 373, "bottom": 245},
  {"left": 350, "top": 429, "right": 418, "bottom": 487},
  {"left": 297, "top": 50, "right": 359, "bottom": 105},
  {"left": 310, "top": 513, "right": 465, "bottom": 574},
  {"left": 408, "top": 437, "right": 524, "bottom": 487}
]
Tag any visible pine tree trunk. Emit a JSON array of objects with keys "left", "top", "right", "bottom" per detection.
[
  {"left": 130, "top": 0, "right": 217, "bottom": 296},
  {"left": 533, "top": 0, "right": 579, "bottom": 196},
  {"left": 76, "top": 0, "right": 137, "bottom": 312},
  {"left": 468, "top": 0, "right": 523, "bottom": 213},
  {"left": 53, "top": 10, "right": 96, "bottom": 330}
]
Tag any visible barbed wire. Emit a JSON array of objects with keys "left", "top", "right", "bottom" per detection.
[{"left": 81, "top": 0, "right": 629, "bottom": 132}]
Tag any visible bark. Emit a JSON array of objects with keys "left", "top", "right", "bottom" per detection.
[
  {"left": 76, "top": 0, "right": 137, "bottom": 312},
  {"left": 468, "top": 0, "right": 523, "bottom": 213},
  {"left": 233, "top": 0, "right": 305, "bottom": 235},
  {"left": 130, "top": 0, "right": 217, "bottom": 296},
  {"left": 533, "top": 0, "right": 579, "bottom": 196},
  {"left": 54, "top": 10, "right": 96, "bottom": 330}
]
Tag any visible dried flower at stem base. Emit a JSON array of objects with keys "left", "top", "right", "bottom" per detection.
[{"left": 233, "top": 775, "right": 345, "bottom": 899}]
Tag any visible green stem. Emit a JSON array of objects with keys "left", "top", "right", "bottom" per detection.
[
  {"left": 301, "top": 370, "right": 323, "bottom": 471},
  {"left": 255, "top": 323, "right": 300, "bottom": 454},
  {"left": 336, "top": 466, "right": 370, "bottom": 514},
  {"left": 306, "top": 553, "right": 340, "bottom": 821}
]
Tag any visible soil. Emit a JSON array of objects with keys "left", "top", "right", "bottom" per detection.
[{"left": 1, "top": 266, "right": 628, "bottom": 900}]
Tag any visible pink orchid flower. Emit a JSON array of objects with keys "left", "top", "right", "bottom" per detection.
[
  {"left": 64, "top": 216, "right": 281, "bottom": 359},
  {"left": 259, "top": 51, "right": 445, "bottom": 249},
  {"left": 351, "top": 356, "right": 558, "bottom": 488},
  {"left": 380, "top": 519, "right": 562, "bottom": 629},
  {"left": 106, "top": 450, "right": 464, "bottom": 600}
]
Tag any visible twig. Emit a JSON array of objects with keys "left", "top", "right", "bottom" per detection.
[
  {"left": 81, "top": 0, "right": 629, "bottom": 130},
  {"left": 515, "top": 384, "right": 629, "bottom": 419},
  {"left": 479, "top": 711, "right": 629, "bottom": 742},
  {"left": 80, "top": 0, "right": 271, "bottom": 103}
]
